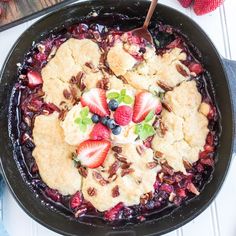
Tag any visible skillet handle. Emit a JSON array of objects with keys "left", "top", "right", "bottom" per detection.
[{"left": 222, "top": 58, "right": 236, "bottom": 156}]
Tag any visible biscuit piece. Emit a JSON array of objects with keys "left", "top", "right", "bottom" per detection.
[
  {"left": 41, "top": 38, "right": 102, "bottom": 108},
  {"left": 61, "top": 104, "right": 94, "bottom": 146},
  {"left": 124, "top": 48, "right": 191, "bottom": 90},
  {"left": 32, "top": 113, "right": 81, "bottom": 195},
  {"left": 152, "top": 81, "right": 209, "bottom": 173},
  {"left": 107, "top": 42, "right": 137, "bottom": 76},
  {"left": 82, "top": 144, "right": 161, "bottom": 212}
]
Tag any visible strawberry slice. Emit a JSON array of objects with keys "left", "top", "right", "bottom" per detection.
[
  {"left": 76, "top": 140, "right": 111, "bottom": 168},
  {"left": 81, "top": 88, "right": 110, "bottom": 117},
  {"left": 133, "top": 91, "right": 162, "bottom": 123},
  {"left": 27, "top": 70, "right": 43, "bottom": 88},
  {"left": 193, "top": 0, "right": 224, "bottom": 16},
  {"left": 178, "top": 0, "right": 193, "bottom": 8},
  {"left": 90, "top": 123, "right": 111, "bottom": 140}
]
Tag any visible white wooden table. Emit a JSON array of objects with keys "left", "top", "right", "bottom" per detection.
[{"left": 0, "top": 1, "right": 236, "bottom": 235}]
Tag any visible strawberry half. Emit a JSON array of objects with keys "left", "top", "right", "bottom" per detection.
[
  {"left": 178, "top": 0, "right": 193, "bottom": 8},
  {"left": 76, "top": 140, "right": 111, "bottom": 168},
  {"left": 27, "top": 70, "right": 43, "bottom": 88},
  {"left": 193, "top": 0, "right": 224, "bottom": 15},
  {"left": 81, "top": 88, "right": 110, "bottom": 117},
  {"left": 133, "top": 91, "right": 162, "bottom": 123},
  {"left": 90, "top": 123, "right": 111, "bottom": 140}
]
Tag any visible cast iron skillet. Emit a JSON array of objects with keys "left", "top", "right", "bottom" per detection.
[{"left": 0, "top": 1, "right": 235, "bottom": 235}]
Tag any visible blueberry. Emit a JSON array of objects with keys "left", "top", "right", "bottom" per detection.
[
  {"left": 91, "top": 114, "right": 100, "bottom": 123},
  {"left": 107, "top": 119, "right": 116, "bottom": 129},
  {"left": 112, "top": 125, "right": 121, "bottom": 135},
  {"left": 108, "top": 99, "right": 119, "bottom": 111},
  {"left": 101, "top": 116, "right": 109, "bottom": 126}
]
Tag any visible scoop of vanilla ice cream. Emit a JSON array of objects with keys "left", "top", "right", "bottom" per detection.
[{"left": 61, "top": 104, "right": 94, "bottom": 146}]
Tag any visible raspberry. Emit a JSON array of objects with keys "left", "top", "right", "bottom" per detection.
[
  {"left": 70, "top": 191, "right": 82, "bottom": 209},
  {"left": 104, "top": 202, "right": 124, "bottom": 221},
  {"left": 90, "top": 123, "right": 111, "bottom": 140},
  {"left": 114, "top": 105, "right": 133, "bottom": 126}
]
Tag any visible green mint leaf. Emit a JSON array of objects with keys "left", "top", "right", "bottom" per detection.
[
  {"left": 145, "top": 111, "right": 155, "bottom": 122},
  {"left": 74, "top": 117, "right": 81, "bottom": 124},
  {"left": 80, "top": 106, "right": 89, "bottom": 118},
  {"left": 79, "top": 123, "right": 87, "bottom": 133},
  {"left": 107, "top": 92, "right": 120, "bottom": 99},
  {"left": 123, "top": 95, "right": 133, "bottom": 104},
  {"left": 117, "top": 96, "right": 123, "bottom": 104},
  {"left": 121, "top": 89, "right": 126, "bottom": 96},
  {"left": 82, "top": 117, "right": 92, "bottom": 125},
  {"left": 139, "top": 123, "right": 155, "bottom": 140},
  {"left": 134, "top": 124, "right": 142, "bottom": 134}
]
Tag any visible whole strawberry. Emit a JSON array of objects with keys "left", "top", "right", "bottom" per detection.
[
  {"left": 178, "top": 0, "right": 193, "bottom": 8},
  {"left": 193, "top": 0, "right": 224, "bottom": 15}
]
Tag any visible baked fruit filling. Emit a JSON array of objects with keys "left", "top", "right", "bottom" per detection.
[{"left": 15, "top": 19, "right": 218, "bottom": 223}]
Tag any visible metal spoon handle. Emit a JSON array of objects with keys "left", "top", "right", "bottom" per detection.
[{"left": 143, "top": 0, "right": 158, "bottom": 29}]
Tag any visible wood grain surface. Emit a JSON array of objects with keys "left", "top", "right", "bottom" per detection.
[{"left": 0, "top": 0, "right": 74, "bottom": 31}]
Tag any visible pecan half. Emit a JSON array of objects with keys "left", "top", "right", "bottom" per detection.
[
  {"left": 111, "top": 146, "right": 122, "bottom": 154},
  {"left": 146, "top": 162, "right": 158, "bottom": 169},
  {"left": 108, "top": 160, "right": 120, "bottom": 178},
  {"left": 183, "top": 160, "right": 192, "bottom": 169},
  {"left": 70, "top": 72, "right": 86, "bottom": 91},
  {"left": 111, "top": 185, "right": 120, "bottom": 198},
  {"left": 121, "top": 168, "right": 134, "bottom": 177},
  {"left": 176, "top": 64, "right": 189, "bottom": 77},
  {"left": 78, "top": 166, "right": 88, "bottom": 178},
  {"left": 162, "top": 101, "right": 172, "bottom": 112},
  {"left": 92, "top": 171, "right": 108, "bottom": 186},
  {"left": 58, "top": 108, "right": 68, "bottom": 121},
  {"left": 157, "top": 81, "right": 173, "bottom": 91},
  {"left": 87, "top": 187, "right": 97, "bottom": 196}
]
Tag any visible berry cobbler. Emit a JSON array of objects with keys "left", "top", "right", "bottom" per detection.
[{"left": 13, "top": 14, "right": 219, "bottom": 224}]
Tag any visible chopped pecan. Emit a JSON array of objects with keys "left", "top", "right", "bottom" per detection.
[
  {"left": 87, "top": 187, "right": 97, "bottom": 196},
  {"left": 96, "top": 77, "right": 110, "bottom": 90},
  {"left": 121, "top": 168, "right": 134, "bottom": 177},
  {"left": 111, "top": 146, "right": 122, "bottom": 154},
  {"left": 70, "top": 72, "right": 86, "bottom": 91},
  {"left": 114, "top": 152, "right": 128, "bottom": 163},
  {"left": 63, "top": 89, "right": 71, "bottom": 99},
  {"left": 58, "top": 108, "right": 68, "bottom": 121},
  {"left": 108, "top": 173, "right": 118, "bottom": 182},
  {"left": 47, "top": 46, "right": 57, "bottom": 61},
  {"left": 162, "top": 101, "right": 172, "bottom": 112},
  {"left": 111, "top": 185, "right": 120, "bottom": 198},
  {"left": 176, "top": 64, "right": 189, "bottom": 77},
  {"left": 140, "top": 192, "right": 153, "bottom": 205},
  {"left": 92, "top": 171, "right": 108, "bottom": 186},
  {"left": 118, "top": 75, "right": 128, "bottom": 84},
  {"left": 121, "top": 162, "right": 132, "bottom": 169},
  {"left": 108, "top": 160, "right": 120, "bottom": 178},
  {"left": 183, "top": 160, "right": 192, "bottom": 170},
  {"left": 155, "top": 151, "right": 164, "bottom": 158},
  {"left": 136, "top": 145, "right": 145, "bottom": 155},
  {"left": 160, "top": 120, "right": 168, "bottom": 136},
  {"left": 161, "top": 163, "right": 174, "bottom": 176},
  {"left": 85, "top": 62, "right": 99, "bottom": 72},
  {"left": 146, "top": 162, "right": 158, "bottom": 169},
  {"left": 157, "top": 81, "right": 173, "bottom": 91},
  {"left": 78, "top": 166, "right": 88, "bottom": 178}
]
